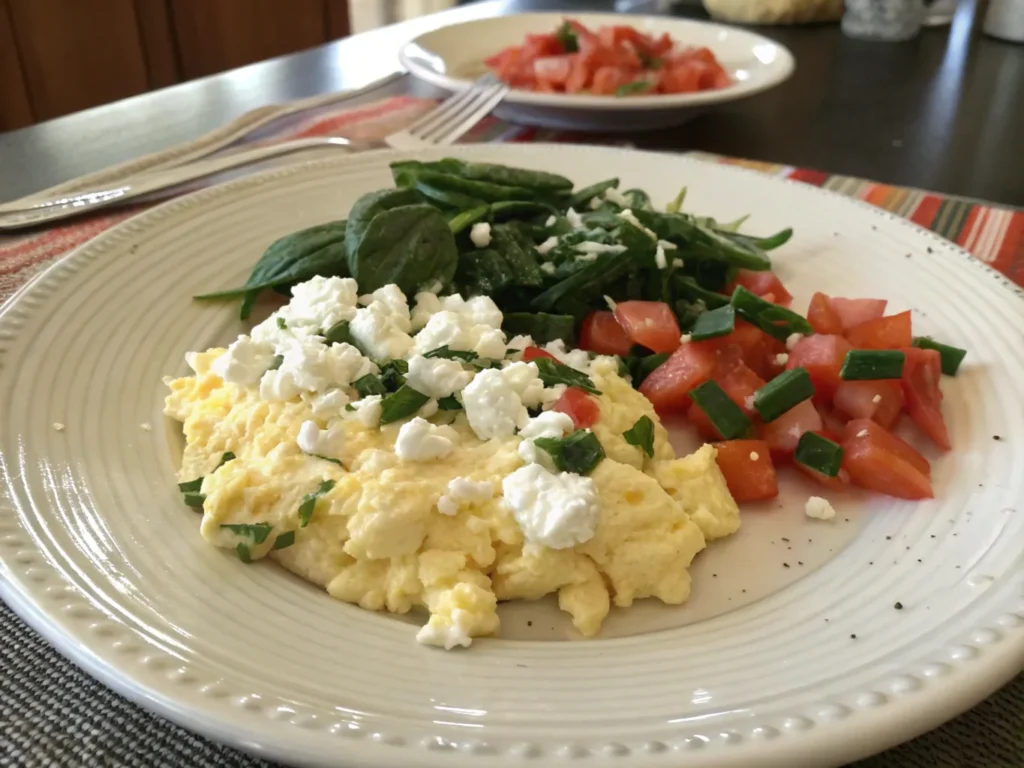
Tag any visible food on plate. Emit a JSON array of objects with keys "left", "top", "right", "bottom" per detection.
[
  {"left": 166, "top": 280, "right": 740, "bottom": 649},
  {"left": 483, "top": 19, "right": 732, "bottom": 96},
  {"left": 177, "top": 156, "right": 967, "bottom": 645}
]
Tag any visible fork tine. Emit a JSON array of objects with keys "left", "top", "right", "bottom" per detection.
[
  {"left": 425, "top": 84, "right": 509, "bottom": 145},
  {"left": 407, "top": 75, "right": 502, "bottom": 139}
]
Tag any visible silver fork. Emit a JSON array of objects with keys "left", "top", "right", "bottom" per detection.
[{"left": 0, "top": 75, "right": 508, "bottom": 231}]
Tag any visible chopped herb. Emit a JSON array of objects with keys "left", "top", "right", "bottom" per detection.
[
  {"left": 911, "top": 336, "right": 967, "bottom": 375},
  {"left": 323, "top": 320, "right": 357, "bottom": 346},
  {"left": 298, "top": 480, "right": 336, "bottom": 527},
  {"left": 379, "top": 385, "right": 431, "bottom": 425},
  {"left": 268, "top": 354, "right": 284, "bottom": 370},
  {"left": 235, "top": 543, "right": 252, "bottom": 563},
  {"left": 182, "top": 492, "right": 206, "bottom": 508},
  {"left": 272, "top": 531, "right": 296, "bottom": 551},
  {"left": 753, "top": 367, "right": 815, "bottom": 422},
  {"left": 424, "top": 345, "right": 478, "bottom": 361},
  {"left": 689, "top": 305, "right": 736, "bottom": 341},
  {"left": 379, "top": 359, "right": 409, "bottom": 391},
  {"left": 276, "top": 317, "right": 287, "bottom": 330},
  {"left": 615, "top": 81, "right": 653, "bottom": 97},
  {"left": 220, "top": 522, "right": 273, "bottom": 544},
  {"left": 690, "top": 380, "right": 751, "bottom": 440},
  {"left": 470, "top": 358, "right": 503, "bottom": 371},
  {"left": 438, "top": 394, "right": 462, "bottom": 411},
  {"left": 555, "top": 20, "right": 578, "bottom": 53},
  {"left": 344, "top": 403, "right": 356, "bottom": 412},
  {"left": 533, "top": 358, "right": 601, "bottom": 395},
  {"left": 840, "top": 350, "right": 905, "bottom": 380},
  {"left": 622, "top": 415, "right": 655, "bottom": 457},
  {"left": 218, "top": 451, "right": 236, "bottom": 466},
  {"left": 353, "top": 373, "right": 387, "bottom": 398},
  {"left": 731, "top": 286, "right": 813, "bottom": 341},
  {"left": 177, "top": 478, "right": 203, "bottom": 493},
  {"left": 533, "top": 429, "right": 605, "bottom": 475},
  {"left": 313, "top": 454, "right": 343, "bottom": 466},
  {"left": 794, "top": 432, "right": 844, "bottom": 477}
]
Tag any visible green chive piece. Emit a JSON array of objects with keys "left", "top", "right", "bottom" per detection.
[
  {"left": 533, "top": 358, "right": 601, "bottom": 395},
  {"left": 424, "top": 345, "right": 478, "bottom": 361},
  {"left": 379, "top": 385, "right": 431, "bottom": 425},
  {"left": 182, "top": 492, "right": 206, "bottom": 508},
  {"left": 912, "top": 336, "right": 967, "bottom": 376},
  {"left": 218, "top": 451, "right": 236, "bottom": 466},
  {"left": 689, "top": 305, "right": 736, "bottom": 342},
  {"left": 235, "top": 543, "right": 252, "bottom": 563},
  {"left": 533, "top": 429, "right": 605, "bottom": 476},
  {"left": 312, "top": 454, "right": 342, "bottom": 466},
  {"left": 730, "top": 286, "right": 812, "bottom": 341},
  {"left": 753, "top": 367, "right": 815, "bottom": 422},
  {"left": 840, "top": 350, "right": 905, "bottom": 380},
  {"left": 690, "top": 380, "right": 751, "bottom": 439},
  {"left": 177, "top": 478, "right": 203, "bottom": 493},
  {"left": 323, "top": 320, "right": 356, "bottom": 346},
  {"left": 622, "top": 415, "right": 655, "bottom": 457},
  {"left": 297, "top": 479, "right": 336, "bottom": 528},
  {"left": 438, "top": 395, "right": 462, "bottom": 411},
  {"left": 268, "top": 354, "right": 284, "bottom": 370},
  {"left": 276, "top": 317, "right": 287, "bottom": 330},
  {"left": 272, "top": 531, "right": 295, "bottom": 551},
  {"left": 219, "top": 522, "right": 272, "bottom": 544},
  {"left": 795, "top": 432, "right": 844, "bottom": 477}
]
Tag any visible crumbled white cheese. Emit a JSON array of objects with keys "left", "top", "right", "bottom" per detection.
[
  {"left": 502, "top": 464, "right": 601, "bottom": 549},
  {"left": 259, "top": 339, "right": 376, "bottom": 400},
  {"left": 505, "top": 335, "right": 535, "bottom": 357},
  {"left": 542, "top": 339, "right": 592, "bottom": 373},
  {"left": 442, "top": 295, "right": 503, "bottom": 329},
  {"left": 139, "top": 422, "right": 152, "bottom": 431},
  {"left": 350, "top": 299, "right": 414, "bottom": 361},
  {"left": 680, "top": 334, "right": 692, "bottom": 344},
  {"left": 856, "top": 428, "right": 869, "bottom": 438},
  {"left": 412, "top": 296, "right": 506, "bottom": 360},
  {"left": 536, "top": 236, "right": 560, "bottom": 255},
  {"left": 654, "top": 242, "right": 668, "bottom": 269},
  {"left": 406, "top": 355, "right": 473, "bottom": 399},
  {"left": 394, "top": 417, "right": 459, "bottom": 461},
  {"left": 805, "top": 496, "right": 837, "bottom": 521},
  {"left": 658, "top": 239, "right": 678, "bottom": 251},
  {"left": 786, "top": 333, "right": 804, "bottom": 352},
  {"left": 358, "top": 285, "right": 412, "bottom": 330},
  {"left": 672, "top": 257, "right": 684, "bottom": 268},
  {"left": 544, "top": 215, "right": 556, "bottom": 227},
  {"left": 210, "top": 336, "right": 275, "bottom": 385},
  {"left": 540, "top": 261, "right": 557, "bottom": 275},
  {"left": 53, "top": 422, "right": 65, "bottom": 432},
  {"left": 517, "top": 411, "right": 575, "bottom": 469},
  {"left": 588, "top": 196, "right": 603, "bottom": 210},
  {"left": 872, "top": 394, "right": 882, "bottom": 404},
  {"left": 575, "top": 253, "right": 598, "bottom": 263},
  {"left": 416, "top": 610, "right": 474, "bottom": 650},
  {"left": 573, "top": 242, "right": 627, "bottom": 255},
  {"left": 469, "top": 222, "right": 492, "bottom": 248},
  {"left": 185, "top": 351, "right": 201, "bottom": 374},
  {"left": 776, "top": 353, "right": 789, "bottom": 366},
  {"left": 566, "top": 208, "right": 584, "bottom": 230},
  {"left": 297, "top": 420, "right": 345, "bottom": 458},
  {"left": 251, "top": 276, "right": 359, "bottom": 350},
  {"left": 603, "top": 295, "right": 617, "bottom": 311},
  {"left": 462, "top": 368, "right": 529, "bottom": 439},
  {"left": 437, "top": 477, "right": 494, "bottom": 516},
  {"left": 604, "top": 187, "right": 631, "bottom": 208},
  {"left": 417, "top": 398, "right": 439, "bottom": 419},
  {"left": 618, "top": 208, "right": 657, "bottom": 239},
  {"left": 310, "top": 388, "right": 350, "bottom": 418},
  {"left": 749, "top": 451, "right": 760, "bottom": 461},
  {"left": 411, "top": 291, "right": 443, "bottom": 331},
  {"left": 346, "top": 395, "right": 383, "bottom": 428}
]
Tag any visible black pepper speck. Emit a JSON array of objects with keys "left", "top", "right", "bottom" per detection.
[
  {"left": 850, "top": 633, "right": 858, "bottom": 639},
  {"left": 993, "top": 435, "right": 1002, "bottom": 441},
  {"left": 927, "top": 246, "right": 933, "bottom": 253},
  {"left": 885, "top": 536, "right": 892, "bottom": 541},
  {"left": 781, "top": 537, "right": 790, "bottom": 543},
  {"left": 894, "top": 602, "right": 904, "bottom": 610},
  {"left": 782, "top": 562, "right": 790, "bottom": 568},
  {"left": 527, "top": 621, "right": 532, "bottom": 626}
]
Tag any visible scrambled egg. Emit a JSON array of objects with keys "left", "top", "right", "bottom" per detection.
[{"left": 166, "top": 354, "right": 740, "bottom": 647}]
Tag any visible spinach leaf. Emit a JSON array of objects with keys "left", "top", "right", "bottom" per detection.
[
  {"left": 379, "top": 385, "right": 431, "bottom": 425},
  {"left": 345, "top": 188, "right": 422, "bottom": 259},
  {"left": 348, "top": 204, "right": 458, "bottom": 295},
  {"left": 415, "top": 180, "right": 487, "bottom": 210},
  {"left": 555, "top": 20, "right": 579, "bottom": 53},
  {"left": 623, "top": 188, "right": 653, "bottom": 210},
  {"left": 393, "top": 158, "right": 572, "bottom": 193},
  {"left": 391, "top": 158, "right": 465, "bottom": 187},
  {"left": 438, "top": 395, "right": 462, "bottom": 411},
  {"left": 674, "top": 275, "right": 730, "bottom": 309},
  {"left": 298, "top": 480, "right": 336, "bottom": 528},
  {"left": 568, "top": 178, "right": 619, "bottom": 210},
  {"left": 272, "top": 531, "right": 295, "bottom": 551},
  {"left": 534, "top": 358, "right": 601, "bottom": 395},
  {"left": 378, "top": 359, "right": 409, "bottom": 391},
  {"left": 323, "top": 320, "right": 357, "bottom": 346},
  {"left": 455, "top": 248, "right": 514, "bottom": 297},
  {"left": 220, "top": 522, "right": 273, "bottom": 544},
  {"left": 615, "top": 81, "right": 653, "bottom": 97},
  {"left": 534, "top": 429, "right": 605, "bottom": 475},
  {"left": 502, "top": 313, "right": 576, "bottom": 345},
  {"left": 235, "top": 543, "right": 252, "bottom": 563},
  {"left": 488, "top": 200, "right": 558, "bottom": 221},
  {"left": 424, "top": 345, "right": 478, "bottom": 361},
  {"left": 489, "top": 224, "right": 544, "bottom": 287},
  {"left": 448, "top": 206, "right": 490, "bottom": 235},
  {"left": 622, "top": 415, "right": 655, "bottom": 457},
  {"left": 353, "top": 374, "right": 387, "bottom": 398},
  {"left": 416, "top": 170, "right": 535, "bottom": 203}
]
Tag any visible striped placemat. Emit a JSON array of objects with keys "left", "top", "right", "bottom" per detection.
[{"left": 1, "top": 94, "right": 1021, "bottom": 306}]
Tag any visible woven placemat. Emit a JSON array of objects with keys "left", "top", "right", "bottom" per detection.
[{"left": 1, "top": 95, "right": 1021, "bottom": 768}]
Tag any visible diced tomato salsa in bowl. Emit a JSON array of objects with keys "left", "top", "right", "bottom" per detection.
[{"left": 484, "top": 19, "right": 732, "bottom": 96}]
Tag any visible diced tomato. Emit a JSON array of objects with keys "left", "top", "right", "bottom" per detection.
[
  {"left": 523, "top": 32, "right": 562, "bottom": 59},
  {"left": 727, "top": 270, "right": 794, "bottom": 308},
  {"left": 661, "top": 63, "right": 701, "bottom": 94},
  {"left": 532, "top": 54, "right": 575, "bottom": 86},
  {"left": 712, "top": 440, "right": 778, "bottom": 502},
  {"left": 846, "top": 311, "right": 912, "bottom": 350},
  {"left": 828, "top": 297, "right": 888, "bottom": 332},
  {"left": 578, "top": 311, "right": 632, "bottom": 356},
  {"left": 706, "top": 319, "right": 783, "bottom": 380},
  {"left": 552, "top": 387, "right": 600, "bottom": 429},
  {"left": 758, "top": 399, "right": 823, "bottom": 460},
  {"left": 695, "top": 59, "right": 731, "bottom": 89},
  {"left": 648, "top": 32, "right": 674, "bottom": 58},
  {"left": 565, "top": 56, "right": 591, "bottom": 93},
  {"left": 807, "top": 292, "right": 844, "bottom": 335},
  {"left": 638, "top": 340, "right": 718, "bottom": 412},
  {"left": 842, "top": 425, "right": 933, "bottom": 500},
  {"left": 833, "top": 380, "right": 904, "bottom": 429},
  {"left": 687, "top": 402, "right": 723, "bottom": 441},
  {"left": 614, "top": 301, "right": 681, "bottom": 354},
  {"left": 589, "top": 65, "right": 634, "bottom": 95},
  {"left": 522, "top": 346, "right": 557, "bottom": 362},
  {"left": 785, "top": 334, "right": 852, "bottom": 403},
  {"left": 900, "top": 347, "right": 950, "bottom": 450},
  {"left": 816, "top": 403, "right": 850, "bottom": 436},
  {"left": 842, "top": 419, "right": 931, "bottom": 477}
]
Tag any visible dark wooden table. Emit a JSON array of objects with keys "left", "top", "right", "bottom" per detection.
[
  {"left": 0, "top": 2, "right": 1021, "bottom": 768},
  {"left": 0, "top": 0, "right": 1022, "bottom": 206}
]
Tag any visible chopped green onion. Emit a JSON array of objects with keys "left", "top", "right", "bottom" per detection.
[
  {"left": 182, "top": 492, "right": 206, "bottom": 508},
  {"left": 312, "top": 454, "right": 342, "bottom": 466},
  {"left": 840, "top": 350, "right": 905, "bottom": 380},
  {"left": 615, "top": 81, "right": 653, "bottom": 97},
  {"left": 795, "top": 432, "right": 844, "bottom": 477},
  {"left": 276, "top": 317, "right": 287, "bottom": 330},
  {"left": 624, "top": 352, "right": 669, "bottom": 385},
  {"left": 666, "top": 186, "right": 687, "bottom": 214},
  {"left": 689, "top": 305, "right": 736, "bottom": 342},
  {"left": 379, "top": 385, "right": 431, "bottom": 425},
  {"left": 533, "top": 358, "right": 601, "bottom": 395},
  {"left": 323, "top": 320, "right": 357, "bottom": 346},
  {"left": 753, "top": 367, "right": 815, "bottom": 422},
  {"left": 730, "top": 286, "right": 813, "bottom": 341},
  {"left": 622, "top": 415, "right": 655, "bottom": 457},
  {"left": 438, "top": 395, "right": 462, "bottom": 411},
  {"left": 298, "top": 480, "right": 336, "bottom": 528},
  {"left": 177, "top": 477, "right": 203, "bottom": 493},
  {"left": 219, "top": 522, "right": 272, "bottom": 544},
  {"left": 272, "top": 531, "right": 295, "bottom": 551},
  {"left": 235, "top": 543, "right": 252, "bottom": 563},
  {"left": 533, "top": 429, "right": 605, "bottom": 475},
  {"left": 690, "top": 380, "right": 751, "bottom": 440},
  {"left": 424, "top": 345, "right": 478, "bottom": 361},
  {"left": 912, "top": 336, "right": 967, "bottom": 375},
  {"left": 353, "top": 374, "right": 387, "bottom": 398}
]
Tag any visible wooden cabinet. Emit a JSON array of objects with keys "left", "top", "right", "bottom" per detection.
[{"left": 0, "top": 0, "right": 351, "bottom": 131}]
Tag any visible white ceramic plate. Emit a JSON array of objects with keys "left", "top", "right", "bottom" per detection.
[
  {"left": 1, "top": 145, "right": 1022, "bottom": 768},
  {"left": 399, "top": 13, "right": 795, "bottom": 131}
]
